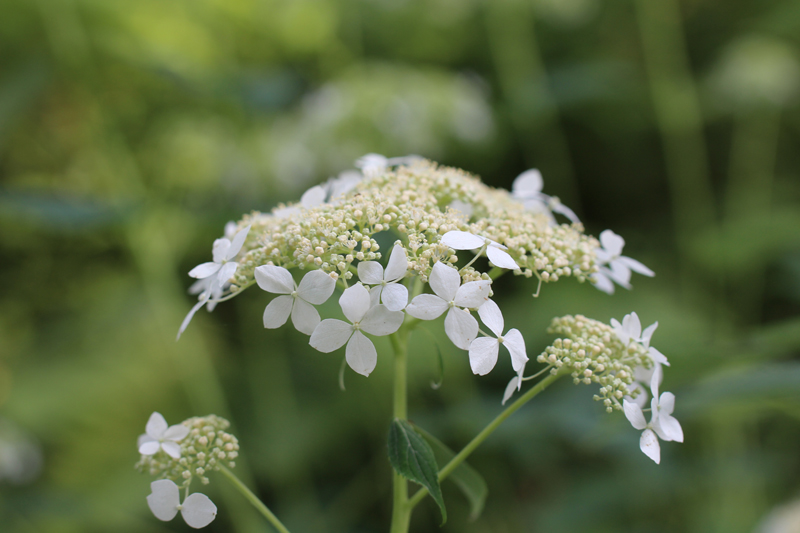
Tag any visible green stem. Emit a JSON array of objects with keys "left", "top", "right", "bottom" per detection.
[
  {"left": 219, "top": 465, "right": 292, "bottom": 533},
  {"left": 389, "top": 327, "right": 412, "bottom": 532},
  {"left": 407, "top": 370, "right": 565, "bottom": 510}
]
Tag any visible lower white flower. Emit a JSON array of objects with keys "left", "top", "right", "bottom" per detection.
[
  {"left": 147, "top": 479, "right": 217, "bottom": 529},
  {"left": 441, "top": 230, "right": 520, "bottom": 270},
  {"left": 309, "top": 284, "right": 404, "bottom": 376},
  {"left": 405, "top": 261, "right": 491, "bottom": 350},
  {"left": 468, "top": 299, "right": 528, "bottom": 376},
  {"left": 501, "top": 365, "right": 526, "bottom": 405},
  {"left": 255, "top": 266, "right": 336, "bottom": 335},
  {"left": 623, "top": 367, "right": 683, "bottom": 464},
  {"left": 592, "top": 229, "right": 654, "bottom": 294},
  {"left": 137, "top": 412, "right": 189, "bottom": 460},
  {"left": 358, "top": 244, "right": 409, "bottom": 312}
]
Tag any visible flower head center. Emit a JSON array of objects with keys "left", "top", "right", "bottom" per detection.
[
  {"left": 498, "top": 335, "right": 505, "bottom": 344},
  {"left": 448, "top": 300, "right": 456, "bottom": 308},
  {"left": 291, "top": 290, "right": 298, "bottom": 298},
  {"left": 353, "top": 322, "right": 361, "bottom": 331}
]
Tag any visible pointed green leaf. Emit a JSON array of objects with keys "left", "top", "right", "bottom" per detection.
[
  {"left": 414, "top": 425, "right": 488, "bottom": 520},
  {"left": 387, "top": 418, "right": 447, "bottom": 524}
]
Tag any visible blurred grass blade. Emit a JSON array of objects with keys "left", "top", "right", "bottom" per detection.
[{"left": 414, "top": 425, "right": 488, "bottom": 521}]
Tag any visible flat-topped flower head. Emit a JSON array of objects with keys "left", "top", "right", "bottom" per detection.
[
  {"left": 255, "top": 266, "right": 337, "bottom": 335},
  {"left": 309, "top": 284, "right": 404, "bottom": 376},
  {"left": 358, "top": 243, "right": 409, "bottom": 312},
  {"left": 147, "top": 479, "right": 217, "bottom": 529},
  {"left": 593, "top": 229, "right": 654, "bottom": 294},
  {"left": 138, "top": 413, "right": 190, "bottom": 459},
  {"left": 468, "top": 299, "right": 528, "bottom": 375},
  {"left": 406, "top": 262, "right": 491, "bottom": 350}
]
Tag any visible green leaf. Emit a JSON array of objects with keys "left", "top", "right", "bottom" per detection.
[
  {"left": 414, "top": 425, "right": 488, "bottom": 520},
  {"left": 387, "top": 418, "right": 447, "bottom": 524}
]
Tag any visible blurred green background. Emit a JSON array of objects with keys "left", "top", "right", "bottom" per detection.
[{"left": 1, "top": 0, "right": 800, "bottom": 531}]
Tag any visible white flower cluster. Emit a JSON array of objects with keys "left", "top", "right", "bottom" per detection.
[{"left": 136, "top": 413, "right": 239, "bottom": 528}]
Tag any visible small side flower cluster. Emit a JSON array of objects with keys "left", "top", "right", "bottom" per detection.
[{"left": 136, "top": 413, "right": 240, "bottom": 528}]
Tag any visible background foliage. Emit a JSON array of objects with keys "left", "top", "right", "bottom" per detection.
[{"left": 1, "top": 0, "right": 800, "bottom": 531}]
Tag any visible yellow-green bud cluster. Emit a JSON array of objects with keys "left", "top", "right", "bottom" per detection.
[
  {"left": 136, "top": 415, "right": 239, "bottom": 488},
  {"left": 227, "top": 160, "right": 598, "bottom": 291},
  {"left": 539, "top": 315, "right": 651, "bottom": 413}
]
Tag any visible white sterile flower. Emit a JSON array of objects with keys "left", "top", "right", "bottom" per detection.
[
  {"left": 405, "top": 261, "right": 491, "bottom": 350},
  {"left": 177, "top": 276, "right": 225, "bottom": 340},
  {"left": 255, "top": 266, "right": 337, "bottom": 335},
  {"left": 592, "top": 229, "right": 654, "bottom": 294},
  {"left": 611, "top": 312, "right": 669, "bottom": 367},
  {"left": 511, "top": 169, "right": 580, "bottom": 224},
  {"left": 188, "top": 225, "right": 251, "bottom": 286},
  {"left": 137, "top": 412, "right": 189, "bottom": 459},
  {"left": 358, "top": 244, "right": 409, "bottom": 312},
  {"left": 501, "top": 366, "right": 526, "bottom": 405},
  {"left": 355, "top": 153, "right": 422, "bottom": 178},
  {"left": 468, "top": 299, "right": 528, "bottom": 375},
  {"left": 147, "top": 479, "right": 217, "bottom": 529},
  {"left": 623, "top": 367, "right": 683, "bottom": 464},
  {"left": 309, "top": 283, "right": 404, "bottom": 376},
  {"left": 441, "top": 230, "right": 520, "bottom": 270}
]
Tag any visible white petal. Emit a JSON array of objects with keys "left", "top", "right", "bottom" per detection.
[
  {"left": 181, "top": 493, "right": 218, "bottom": 529},
  {"left": 357, "top": 261, "right": 385, "bottom": 285},
  {"left": 650, "top": 365, "right": 663, "bottom": 400},
  {"left": 592, "top": 271, "right": 615, "bottom": 294},
  {"left": 161, "top": 441, "right": 182, "bottom": 459},
  {"left": 369, "top": 285, "right": 382, "bottom": 308},
  {"left": 641, "top": 322, "right": 658, "bottom": 348},
  {"left": 453, "top": 280, "right": 491, "bottom": 309},
  {"left": 296, "top": 270, "right": 336, "bottom": 305},
  {"left": 477, "top": 299, "right": 504, "bottom": 337},
  {"left": 405, "top": 294, "right": 448, "bottom": 320},
  {"left": 339, "top": 284, "right": 371, "bottom": 323},
  {"left": 448, "top": 199, "right": 473, "bottom": 218},
  {"left": 522, "top": 198, "right": 551, "bottom": 214},
  {"left": 309, "top": 320, "right": 353, "bottom": 352},
  {"left": 623, "top": 312, "right": 642, "bottom": 342},
  {"left": 502, "top": 377, "right": 520, "bottom": 405},
  {"left": 226, "top": 225, "right": 250, "bottom": 259},
  {"left": 328, "top": 171, "right": 361, "bottom": 198},
  {"left": 138, "top": 440, "right": 160, "bottom": 456},
  {"left": 291, "top": 298, "right": 321, "bottom": 335},
  {"left": 634, "top": 365, "right": 655, "bottom": 385},
  {"left": 551, "top": 201, "right": 580, "bottom": 224},
  {"left": 212, "top": 238, "right": 231, "bottom": 264},
  {"left": 254, "top": 265, "right": 295, "bottom": 294},
  {"left": 619, "top": 256, "right": 655, "bottom": 277},
  {"left": 263, "top": 295, "right": 293, "bottom": 329},
  {"left": 468, "top": 337, "right": 499, "bottom": 375},
  {"left": 146, "top": 412, "right": 168, "bottom": 439},
  {"left": 486, "top": 245, "right": 520, "bottom": 270},
  {"left": 648, "top": 348, "right": 669, "bottom": 369},
  {"left": 428, "top": 262, "right": 460, "bottom": 302},
  {"left": 224, "top": 221, "right": 237, "bottom": 239},
  {"left": 626, "top": 382, "right": 649, "bottom": 408},
  {"left": 137, "top": 433, "right": 152, "bottom": 449},
  {"left": 216, "top": 262, "right": 238, "bottom": 284},
  {"left": 512, "top": 169, "right": 543, "bottom": 196},
  {"left": 147, "top": 479, "right": 180, "bottom": 521},
  {"left": 654, "top": 412, "right": 683, "bottom": 443},
  {"left": 189, "top": 262, "right": 221, "bottom": 279},
  {"left": 639, "top": 429, "right": 661, "bottom": 464},
  {"left": 346, "top": 330, "right": 377, "bottom": 376},
  {"left": 502, "top": 329, "right": 528, "bottom": 372},
  {"left": 444, "top": 308, "right": 478, "bottom": 350},
  {"left": 177, "top": 298, "right": 208, "bottom": 340},
  {"left": 380, "top": 283, "right": 408, "bottom": 312},
  {"left": 599, "top": 229, "right": 625, "bottom": 256},
  {"left": 163, "top": 424, "right": 190, "bottom": 442},
  {"left": 608, "top": 260, "right": 633, "bottom": 288},
  {"left": 611, "top": 317, "right": 628, "bottom": 345},
  {"left": 360, "top": 305, "right": 405, "bottom": 336},
  {"left": 623, "top": 400, "right": 648, "bottom": 430},
  {"left": 300, "top": 185, "right": 327, "bottom": 208},
  {"left": 384, "top": 244, "right": 408, "bottom": 281},
  {"left": 658, "top": 392, "right": 676, "bottom": 416},
  {"left": 441, "top": 230, "right": 486, "bottom": 251}
]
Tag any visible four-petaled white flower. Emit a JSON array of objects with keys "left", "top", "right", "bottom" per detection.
[
  {"left": 137, "top": 412, "right": 189, "bottom": 459},
  {"left": 188, "top": 225, "right": 251, "bottom": 286},
  {"left": 355, "top": 153, "right": 420, "bottom": 179},
  {"left": 511, "top": 169, "right": 580, "bottom": 224},
  {"left": 441, "top": 230, "right": 520, "bottom": 271},
  {"left": 592, "top": 229, "right": 654, "bottom": 294},
  {"left": 405, "top": 262, "right": 491, "bottom": 350},
  {"left": 255, "top": 267, "right": 337, "bottom": 335},
  {"left": 309, "top": 284, "right": 405, "bottom": 376},
  {"left": 147, "top": 479, "right": 217, "bottom": 529},
  {"left": 623, "top": 366, "right": 683, "bottom": 464},
  {"left": 468, "top": 299, "right": 528, "bottom": 375},
  {"left": 358, "top": 244, "right": 409, "bottom": 312},
  {"left": 611, "top": 312, "right": 669, "bottom": 368}
]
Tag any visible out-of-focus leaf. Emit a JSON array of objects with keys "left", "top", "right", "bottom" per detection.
[
  {"left": 0, "top": 61, "right": 49, "bottom": 144},
  {"left": 0, "top": 190, "right": 130, "bottom": 231},
  {"left": 414, "top": 424, "right": 488, "bottom": 521}
]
